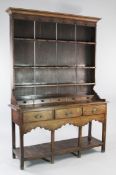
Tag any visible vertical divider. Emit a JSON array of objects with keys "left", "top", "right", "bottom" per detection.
[
  {"left": 56, "top": 23, "right": 59, "bottom": 95},
  {"left": 33, "top": 20, "right": 36, "bottom": 103},
  {"left": 75, "top": 24, "right": 77, "bottom": 95}
]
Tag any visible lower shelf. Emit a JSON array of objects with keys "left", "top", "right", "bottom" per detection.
[{"left": 14, "top": 136, "right": 103, "bottom": 161}]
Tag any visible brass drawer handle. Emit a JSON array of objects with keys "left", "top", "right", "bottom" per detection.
[
  {"left": 34, "top": 114, "right": 42, "bottom": 119},
  {"left": 92, "top": 108, "right": 97, "bottom": 113},
  {"left": 65, "top": 112, "right": 72, "bottom": 117}
]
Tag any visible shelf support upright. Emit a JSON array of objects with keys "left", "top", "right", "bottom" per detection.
[
  {"left": 88, "top": 121, "right": 92, "bottom": 142},
  {"left": 51, "top": 130, "right": 55, "bottom": 163},
  {"left": 101, "top": 119, "right": 106, "bottom": 152},
  {"left": 12, "top": 119, "right": 16, "bottom": 159},
  {"left": 19, "top": 111, "right": 24, "bottom": 170},
  {"left": 78, "top": 126, "right": 82, "bottom": 157}
]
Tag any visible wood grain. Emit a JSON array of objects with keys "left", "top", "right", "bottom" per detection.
[
  {"left": 55, "top": 107, "right": 82, "bottom": 119},
  {"left": 6, "top": 8, "right": 100, "bottom": 23},
  {"left": 83, "top": 104, "right": 106, "bottom": 115},
  {"left": 8, "top": 8, "right": 106, "bottom": 169},
  {"left": 22, "top": 114, "right": 105, "bottom": 133},
  {"left": 23, "top": 110, "right": 53, "bottom": 123},
  {"left": 13, "top": 136, "right": 103, "bottom": 161}
]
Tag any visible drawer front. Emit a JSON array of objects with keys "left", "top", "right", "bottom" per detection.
[
  {"left": 23, "top": 110, "right": 53, "bottom": 123},
  {"left": 55, "top": 107, "right": 82, "bottom": 119},
  {"left": 83, "top": 104, "right": 106, "bottom": 116}
]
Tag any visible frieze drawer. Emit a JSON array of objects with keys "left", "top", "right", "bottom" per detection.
[
  {"left": 83, "top": 105, "right": 106, "bottom": 116},
  {"left": 23, "top": 110, "right": 53, "bottom": 123},
  {"left": 55, "top": 107, "right": 82, "bottom": 119}
]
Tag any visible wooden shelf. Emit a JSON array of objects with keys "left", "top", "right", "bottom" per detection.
[
  {"left": 14, "top": 37, "right": 96, "bottom": 45},
  {"left": 14, "top": 65, "right": 96, "bottom": 69},
  {"left": 13, "top": 137, "right": 102, "bottom": 161},
  {"left": 77, "top": 41, "right": 96, "bottom": 45},
  {"left": 15, "top": 83, "right": 95, "bottom": 87},
  {"left": 14, "top": 37, "right": 34, "bottom": 41}
]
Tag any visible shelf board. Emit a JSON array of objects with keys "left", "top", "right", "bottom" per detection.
[
  {"left": 13, "top": 137, "right": 102, "bottom": 161},
  {"left": 14, "top": 65, "right": 96, "bottom": 69},
  {"left": 15, "top": 83, "right": 95, "bottom": 87},
  {"left": 14, "top": 37, "right": 96, "bottom": 45},
  {"left": 77, "top": 41, "right": 95, "bottom": 45},
  {"left": 57, "top": 83, "right": 95, "bottom": 86},
  {"left": 14, "top": 37, "right": 34, "bottom": 41},
  {"left": 16, "top": 94, "right": 94, "bottom": 100},
  {"left": 14, "top": 65, "right": 34, "bottom": 68}
]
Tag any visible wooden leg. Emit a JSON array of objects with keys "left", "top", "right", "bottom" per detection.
[
  {"left": 19, "top": 127, "right": 24, "bottom": 170},
  {"left": 78, "top": 126, "right": 82, "bottom": 158},
  {"left": 101, "top": 121, "right": 106, "bottom": 152},
  {"left": 88, "top": 121, "right": 92, "bottom": 143},
  {"left": 51, "top": 130, "right": 55, "bottom": 163},
  {"left": 12, "top": 121, "right": 16, "bottom": 159}
]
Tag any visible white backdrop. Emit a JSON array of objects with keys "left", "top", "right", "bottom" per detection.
[{"left": 0, "top": 0, "right": 116, "bottom": 175}]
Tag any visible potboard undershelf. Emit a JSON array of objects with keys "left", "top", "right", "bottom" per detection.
[{"left": 13, "top": 137, "right": 103, "bottom": 161}]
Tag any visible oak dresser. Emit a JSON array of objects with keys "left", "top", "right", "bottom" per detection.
[{"left": 7, "top": 7, "right": 107, "bottom": 170}]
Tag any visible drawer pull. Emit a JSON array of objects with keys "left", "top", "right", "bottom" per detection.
[
  {"left": 65, "top": 112, "right": 72, "bottom": 117},
  {"left": 92, "top": 108, "right": 97, "bottom": 113},
  {"left": 34, "top": 114, "right": 42, "bottom": 119}
]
